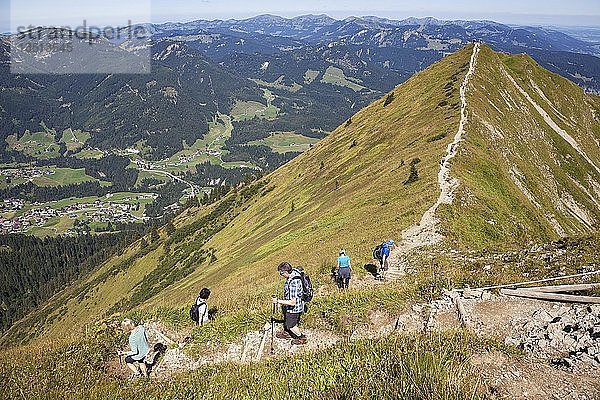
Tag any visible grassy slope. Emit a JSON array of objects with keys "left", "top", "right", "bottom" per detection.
[
  {"left": 0, "top": 332, "right": 494, "bottom": 400},
  {"left": 439, "top": 46, "right": 600, "bottom": 249},
  {"left": 6, "top": 130, "right": 61, "bottom": 159},
  {"left": 0, "top": 167, "right": 100, "bottom": 189},
  {"left": 151, "top": 45, "right": 471, "bottom": 311},
  {"left": 247, "top": 132, "right": 320, "bottom": 154}
]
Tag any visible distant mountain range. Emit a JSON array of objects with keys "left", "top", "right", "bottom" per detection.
[
  {"left": 147, "top": 14, "right": 600, "bottom": 90},
  {"left": 2, "top": 14, "right": 599, "bottom": 163}
]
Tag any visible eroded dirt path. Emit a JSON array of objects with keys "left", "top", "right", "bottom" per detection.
[{"left": 387, "top": 43, "right": 480, "bottom": 278}]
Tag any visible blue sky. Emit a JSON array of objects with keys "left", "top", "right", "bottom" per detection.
[{"left": 2, "top": 0, "right": 600, "bottom": 32}]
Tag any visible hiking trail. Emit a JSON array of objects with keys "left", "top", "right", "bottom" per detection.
[
  {"left": 124, "top": 284, "right": 600, "bottom": 399},
  {"left": 129, "top": 321, "right": 340, "bottom": 380},
  {"left": 386, "top": 43, "right": 480, "bottom": 280},
  {"left": 110, "top": 45, "right": 486, "bottom": 379}
]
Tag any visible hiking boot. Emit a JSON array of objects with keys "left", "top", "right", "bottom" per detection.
[
  {"left": 275, "top": 331, "right": 291, "bottom": 339},
  {"left": 291, "top": 336, "right": 307, "bottom": 345}
]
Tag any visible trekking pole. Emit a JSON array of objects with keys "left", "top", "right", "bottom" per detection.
[
  {"left": 270, "top": 295, "right": 276, "bottom": 354},
  {"left": 118, "top": 351, "right": 123, "bottom": 373}
]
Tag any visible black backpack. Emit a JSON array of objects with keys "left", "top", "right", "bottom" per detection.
[
  {"left": 189, "top": 297, "right": 206, "bottom": 323},
  {"left": 189, "top": 303, "right": 199, "bottom": 323},
  {"left": 292, "top": 267, "right": 314, "bottom": 302},
  {"left": 373, "top": 245, "right": 383, "bottom": 261}
]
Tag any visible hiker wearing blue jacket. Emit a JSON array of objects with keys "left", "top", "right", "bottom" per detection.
[
  {"left": 118, "top": 319, "right": 150, "bottom": 378},
  {"left": 336, "top": 249, "right": 351, "bottom": 289},
  {"left": 377, "top": 240, "right": 395, "bottom": 279}
]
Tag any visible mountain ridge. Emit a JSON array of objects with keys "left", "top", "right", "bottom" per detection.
[
  {"left": 1, "top": 43, "right": 473, "bottom": 343},
  {"left": 151, "top": 14, "right": 596, "bottom": 54},
  {"left": 438, "top": 46, "right": 600, "bottom": 247},
  {"left": 387, "top": 43, "right": 482, "bottom": 275},
  {"left": 148, "top": 13, "right": 600, "bottom": 98}
]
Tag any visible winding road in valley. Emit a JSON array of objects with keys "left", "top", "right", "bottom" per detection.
[{"left": 138, "top": 167, "right": 197, "bottom": 198}]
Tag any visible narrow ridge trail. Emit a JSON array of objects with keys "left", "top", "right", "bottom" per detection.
[{"left": 386, "top": 43, "right": 481, "bottom": 280}]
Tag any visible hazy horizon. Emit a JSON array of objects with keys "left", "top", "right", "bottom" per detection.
[
  {"left": 1, "top": 0, "right": 600, "bottom": 33},
  {"left": 3, "top": 13, "right": 600, "bottom": 35},
  {"left": 149, "top": 12, "right": 600, "bottom": 28}
]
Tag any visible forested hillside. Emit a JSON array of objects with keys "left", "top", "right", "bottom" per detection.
[{"left": 0, "top": 232, "right": 139, "bottom": 331}]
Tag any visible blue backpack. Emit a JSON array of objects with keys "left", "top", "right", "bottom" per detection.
[{"left": 373, "top": 241, "right": 394, "bottom": 261}]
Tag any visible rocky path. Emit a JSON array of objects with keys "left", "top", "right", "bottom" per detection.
[
  {"left": 141, "top": 322, "right": 340, "bottom": 381},
  {"left": 429, "top": 290, "right": 600, "bottom": 399},
  {"left": 386, "top": 43, "right": 481, "bottom": 279},
  {"left": 135, "top": 285, "right": 600, "bottom": 399}
]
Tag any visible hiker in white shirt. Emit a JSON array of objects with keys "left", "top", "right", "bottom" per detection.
[{"left": 195, "top": 287, "right": 211, "bottom": 325}]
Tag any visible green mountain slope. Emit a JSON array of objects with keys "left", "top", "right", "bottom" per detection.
[
  {"left": 3, "top": 43, "right": 600, "bottom": 344},
  {"left": 440, "top": 45, "right": 600, "bottom": 248}
]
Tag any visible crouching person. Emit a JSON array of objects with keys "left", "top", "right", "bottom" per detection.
[
  {"left": 195, "top": 287, "right": 211, "bottom": 325},
  {"left": 272, "top": 262, "right": 307, "bottom": 345},
  {"left": 118, "top": 319, "right": 150, "bottom": 378}
]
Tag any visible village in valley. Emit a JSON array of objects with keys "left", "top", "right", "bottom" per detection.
[
  {"left": 0, "top": 167, "right": 56, "bottom": 183},
  {"left": 0, "top": 161, "right": 161, "bottom": 235},
  {"left": 0, "top": 193, "right": 157, "bottom": 236}
]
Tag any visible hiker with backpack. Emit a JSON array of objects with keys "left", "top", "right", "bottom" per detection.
[
  {"left": 272, "top": 262, "right": 310, "bottom": 345},
  {"left": 374, "top": 240, "right": 395, "bottom": 279},
  {"left": 118, "top": 319, "right": 150, "bottom": 378},
  {"left": 190, "top": 287, "right": 211, "bottom": 325},
  {"left": 336, "top": 249, "right": 351, "bottom": 289}
]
